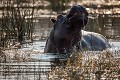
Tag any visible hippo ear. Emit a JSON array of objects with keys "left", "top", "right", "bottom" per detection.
[
  {"left": 57, "top": 14, "right": 63, "bottom": 19},
  {"left": 51, "top": 15, "right": 63, "bottom": 23},
  {"left": 51, "top": 18, "right": 56, "bottom": 23}
]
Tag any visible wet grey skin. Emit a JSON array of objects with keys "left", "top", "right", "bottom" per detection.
[{"left": 44, "top": 5, "right": 110, "bottom": 54}]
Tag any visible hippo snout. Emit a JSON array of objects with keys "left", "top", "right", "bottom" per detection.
[{"left": 69, "top": 13, "right": 87, "bottom": 26}]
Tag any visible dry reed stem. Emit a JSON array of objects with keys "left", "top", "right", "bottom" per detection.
[{"left": 49, "top": 50, "right": 120, "bottom": 80}]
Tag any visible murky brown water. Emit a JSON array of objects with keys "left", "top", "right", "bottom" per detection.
[
  {"left": 0, "top": 62, "right": 51, "bottom": 80},
  {"left": 0, "top": 41, "right": 120, "bottom": 80},
  {"left": 0, "top": 14, "right": 120, "bottom": 80},
  {"left": 34, "top": 14, "right": 120, "bottom": 41}
]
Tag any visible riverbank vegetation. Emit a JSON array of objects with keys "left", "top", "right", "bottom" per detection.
[
  {"left": 0, "top": 0, "right": 120, "bottom": 80},
  {"left": 0, "top": 0, "right": 35, "bottom": 49},
  {"left": 0, "top": 0, "right": 120, "bottom": 49},
  {"left": 49, "top": 50, "right": 120, "bottom": 80}
]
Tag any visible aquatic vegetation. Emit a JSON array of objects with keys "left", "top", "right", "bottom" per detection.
[
  {"left": 49, "top": 50, "right": 120, "bottom": 80},
  {"left": 0, "top": 0, "right": 34, "bottom": 49},
  {"left": 0, "top": 43, "right": 120, "bottom": 80}
]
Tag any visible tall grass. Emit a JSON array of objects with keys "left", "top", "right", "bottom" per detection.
[
  {"left": 0, "top": 0, "right": 34, "bottom": 49},
  {"left": 49, "top": 50, "right": 120, "bottom": 80},
  {"left": 0, "top": 47, "right": 119, "bottom": 79}
]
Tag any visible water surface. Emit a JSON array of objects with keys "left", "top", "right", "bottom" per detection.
[{"left": 0, "top": 41, "right": 120, "bottom": 80}]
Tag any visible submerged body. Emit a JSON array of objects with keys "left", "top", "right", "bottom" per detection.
[
  {"left": 44, "top": 5, "right": 110, "bottom": 53},
  {"left": 81, "top": 30, "right": 110, "bottom": 51},
  {"left": 44, "top": 29, "right": 110, "bottom": 53}
]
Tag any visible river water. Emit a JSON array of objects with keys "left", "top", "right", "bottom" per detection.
[
  {"left": 0, "top": 40, "right": 120, "bottom": 80},
  {"left": 0, "top": 14, "right": 120, "bottom": 80}
]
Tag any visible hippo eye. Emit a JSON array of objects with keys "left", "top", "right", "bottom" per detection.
[
  {"left": 79, "top": 11, "right": 88, "bottom": 17},
  {"left": 79, "top": 12, "right": 85, "bottom": 16},
  {"left": 73, "top": 12, "right": 87, "bottom": 17}
]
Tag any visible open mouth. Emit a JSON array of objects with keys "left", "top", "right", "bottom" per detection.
[{"left": 68, "top": 12, "right": 88, "bottom": 25}]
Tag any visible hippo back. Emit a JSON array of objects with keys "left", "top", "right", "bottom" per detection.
[{"left": 81, "top": 30, "right": 110, "bottom": 51}]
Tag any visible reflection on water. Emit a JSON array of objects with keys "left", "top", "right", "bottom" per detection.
[
  {"left": 1, "top": 13, "right": 120, "bottom": 80},
  {"left": 0, "top": 62, "right": 51, "bottom": 80},
  {"left": 0, "top": 41, "right": 67, "bottom": 80},
  {"left": 34, "top": 14, "right": 120, "bottom": 41},
  {"left": 0, "top": 41, "right": 120, "bottom": 80},
  {"left": 30, "top": 53, "right": 67, "bottom": 62},
  {"left": 0, "top": 2, "right": 120, "bottom": 79}
]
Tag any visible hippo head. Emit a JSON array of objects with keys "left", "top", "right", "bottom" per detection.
[
  {"left": 66, "top": 5, "right": 88, "bottom": 27},
  {"left": 45, "top": 5, "right": 88, "bottom": 53},
  {"left": 52, "top": 5, "right": 88, "bottom": 29}
]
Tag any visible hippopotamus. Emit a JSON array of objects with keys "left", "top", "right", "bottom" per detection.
[{"left": 44, "top": 5, "right": 110, "bottom": 53}]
